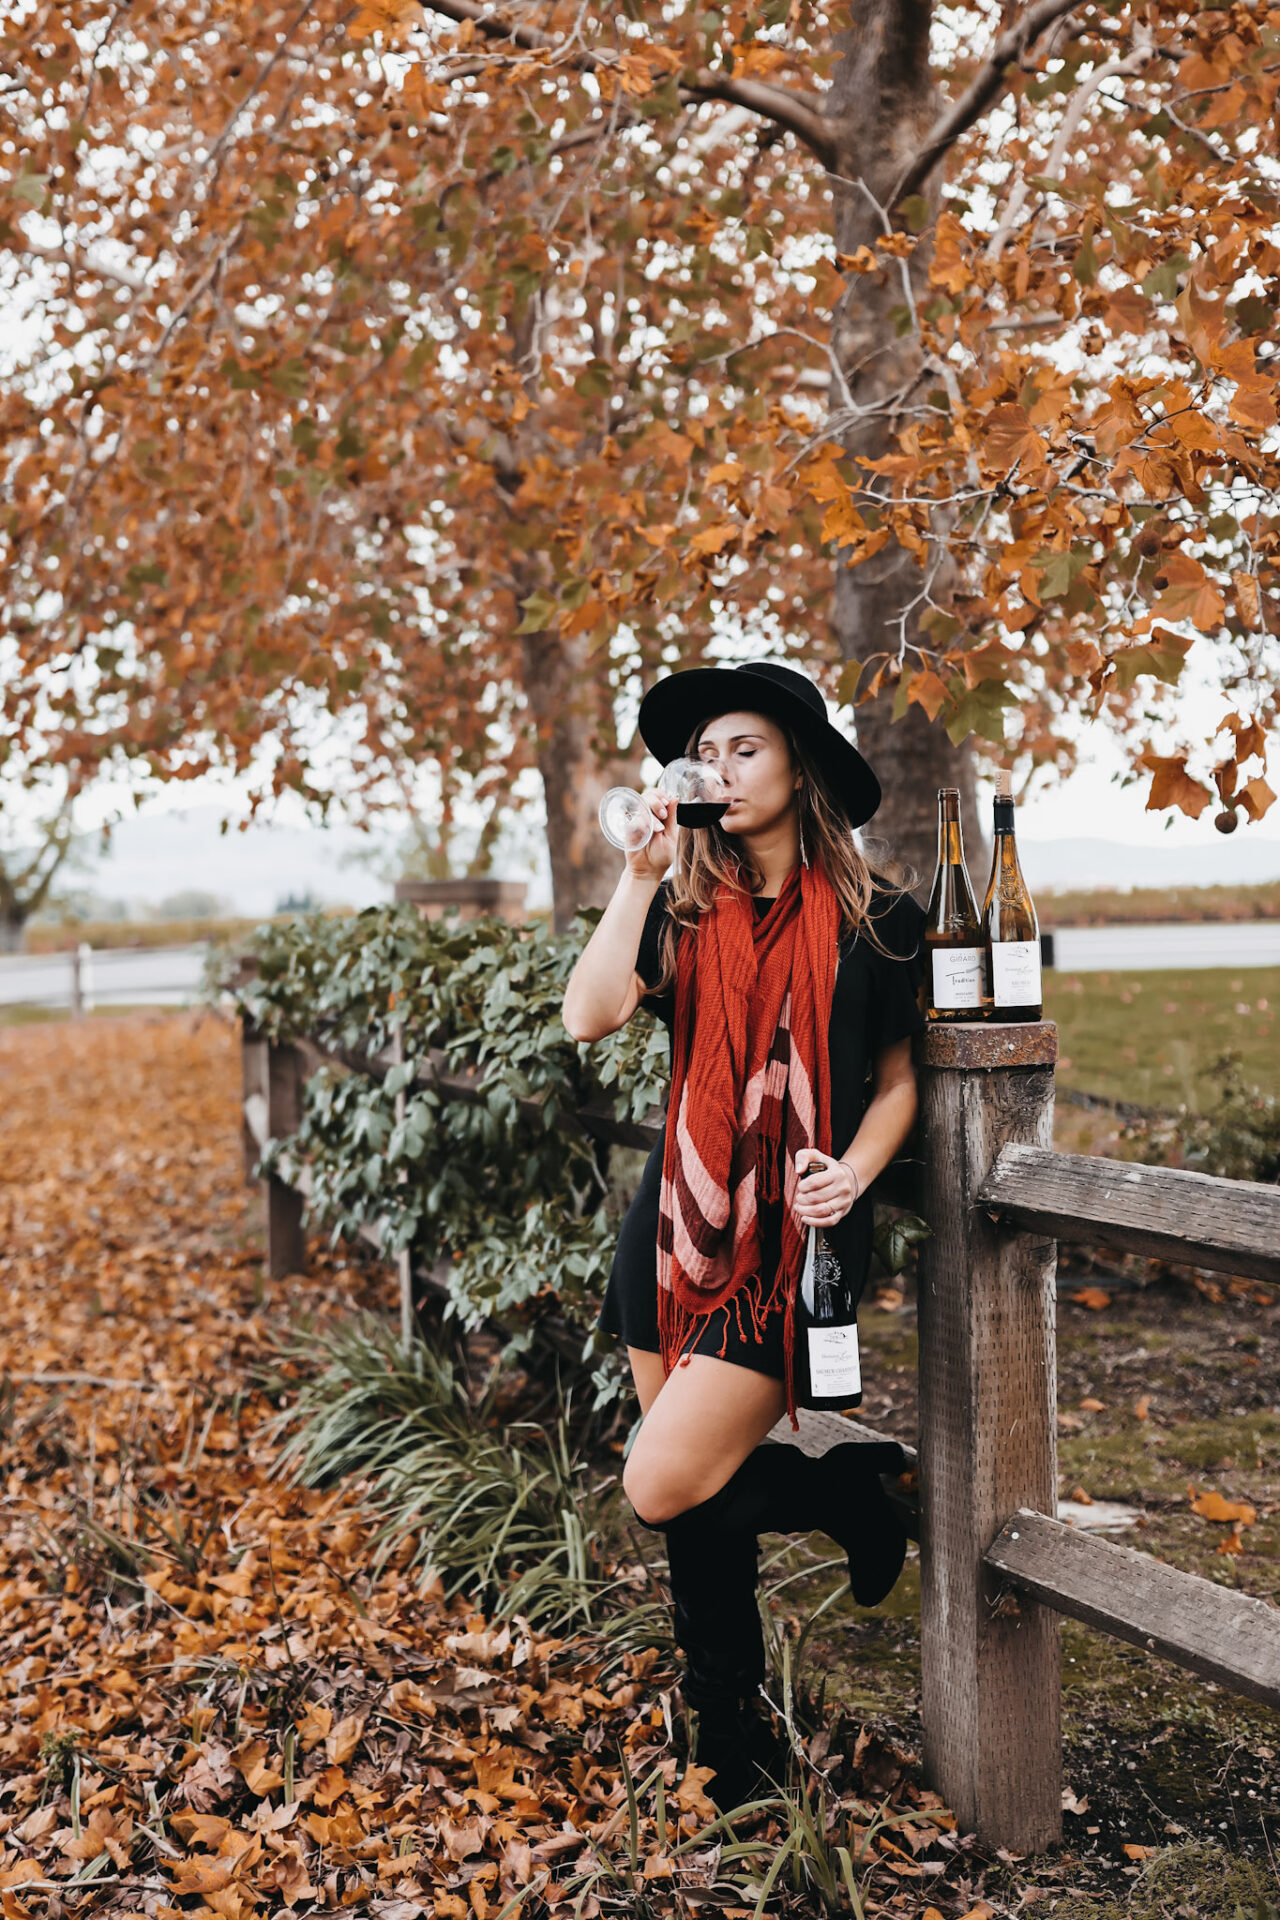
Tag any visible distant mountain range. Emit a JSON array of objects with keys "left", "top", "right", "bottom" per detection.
[
  {"left": 59, "top": 810, "right": 394, "bottom": 919},
  {"left": 1022, "top": 834, "right": 1280, "bottom": 892},
  {"left": 40, "top": 808, "right": 1280, "bottom": 921}
]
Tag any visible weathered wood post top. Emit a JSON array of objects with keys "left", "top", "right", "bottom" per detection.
[
  {"left": 393, "top": 878, "right": 528, "bottom": 923},
  {"left": 914, "top": 1016, "right": 1061, "bottom": 1854}
]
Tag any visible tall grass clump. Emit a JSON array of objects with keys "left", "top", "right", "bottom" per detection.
[{"left": 271, "top": 1315, "right": 631, "bottom": 1629}]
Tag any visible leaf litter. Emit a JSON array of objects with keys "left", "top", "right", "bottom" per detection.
[{"left": 2, "top": 1012, "right": 1276, "bottom": 1919}]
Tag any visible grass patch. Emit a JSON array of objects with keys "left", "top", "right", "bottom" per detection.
[
  {"left": 1048, "top": 1840, "right": 1278, "bottom": 1919},
  {"left": 1042, "top": 878, "right": 1280, "bottom": 927},
  {"left": 1044, "top": 966, "right": 1280, "bottom": 1110},
  {"left": 0, "top": 1002, "right": 161, "bottom": 1027},
  {"left": 270, "top": 1314, "right": 630, "bottom": 1629}
]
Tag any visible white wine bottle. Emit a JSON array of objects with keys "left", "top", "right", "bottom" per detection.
[
  {"left": 799, "top": 1161, "right": 862, "bottom": 1410},
  {"left": 981, "top": 770, "right": 1042, "bottom": 1022},
  {"left": 923, "top": 787, "right": 988, "bottom": 1023}
]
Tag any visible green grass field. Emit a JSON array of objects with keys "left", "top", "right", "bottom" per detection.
[
  {"left": 0, "top": 1003, "right": 164, "bottom": 1028},
  {"left": 7, "top": 967, "right": 1277, "bottom": 1115},
  {"left": 1045, "top": 965, "right": 1280, "bottom": 1111}
]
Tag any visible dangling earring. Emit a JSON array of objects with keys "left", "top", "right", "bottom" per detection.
[{"left": 798, "top": 810, "right": 809, "bottom": 869}]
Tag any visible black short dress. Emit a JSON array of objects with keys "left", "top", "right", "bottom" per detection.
[{"left": 597, "top": 879, "right": 927, "bottom": 1384}]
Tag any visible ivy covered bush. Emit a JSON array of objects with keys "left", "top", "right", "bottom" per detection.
[
  {"left": 226, "top": 902, "right": 927, "bottom": 1415},
  {"left": 227, "top": 903, "right": 668, "bottom": 1410}
]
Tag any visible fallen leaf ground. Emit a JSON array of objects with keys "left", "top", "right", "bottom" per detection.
[
  {"left": 2, "top": 1013, "right": 1277, "bottom": 1920},
  {"left": 0, "top": 1013, "right": 710, "bottom": 1920}
]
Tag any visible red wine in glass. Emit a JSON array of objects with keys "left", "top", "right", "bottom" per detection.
[
  {"left": 597, "top": 758, "right": 730, "bottom": 850},
  {"left": 676, "top": 799, "right": 731, "bottom": 827}
]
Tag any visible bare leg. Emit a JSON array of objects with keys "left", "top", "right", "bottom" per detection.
[
  {"left": 626, "top": 1346, "right": 668, "bottom": 1420},
  {"left": 622, "top": 1353, "right": 786, "bottom": 1525}
]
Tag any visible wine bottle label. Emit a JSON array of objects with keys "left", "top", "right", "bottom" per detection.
[
  {"left": 807, "top": 1321, "right": 862, "bottom": 1398},
  {"left": 991, "top": 938, "right": 1042, "bottom": 1005},
  {"left": 931, "top": 945, "right": 984, "bottom": 1009}
]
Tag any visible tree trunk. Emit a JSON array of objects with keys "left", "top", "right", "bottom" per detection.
[
  {"left": 520, "top": 626, "right": 646, "bottom": 931},
  {"left": 0, "top": 910, "right": 26, "bottom": 955},
  {"left": 825, "top": 0, "right": 988, "bottom": 900}
]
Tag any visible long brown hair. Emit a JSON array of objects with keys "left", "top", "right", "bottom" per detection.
[{"left": 649, "top": 713, "right": 918, "bottom": 997}]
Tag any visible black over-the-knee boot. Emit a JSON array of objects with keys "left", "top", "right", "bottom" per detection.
[
  {"left": 658, "top": 1508, "right": 785, "bottom": 1812},
  {"left": 658, "top": 1439, "right": 908, "bottom": 1608}
]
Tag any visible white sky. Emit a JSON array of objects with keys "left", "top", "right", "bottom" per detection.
[{"left": 57, "top": 673, "right": 1280, "bottom": 896}]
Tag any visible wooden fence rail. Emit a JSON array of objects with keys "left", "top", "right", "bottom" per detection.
[{"left": 241, "top": 1013, "right": 1280, "bottom": 1853}]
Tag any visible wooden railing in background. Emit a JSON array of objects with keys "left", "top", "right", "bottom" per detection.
[{"left": 241, "top": 1013, "right": 1280, "bottom": 1854}]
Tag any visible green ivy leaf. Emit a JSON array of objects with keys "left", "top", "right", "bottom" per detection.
[{"left": 873, "top": 1208, "right": 933, "bottom": 1275}]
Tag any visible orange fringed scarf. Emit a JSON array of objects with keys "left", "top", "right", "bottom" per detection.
[{"left": 656, "top": 861, "right": 840, "bottom": 1430}]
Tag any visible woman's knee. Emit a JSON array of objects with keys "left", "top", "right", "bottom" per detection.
[{"left": 621, "top": 1452, "right": 686, "bottom": 1528}]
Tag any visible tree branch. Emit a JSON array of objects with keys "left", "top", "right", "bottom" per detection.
[
  {"left": 986, "top": 30, "right": 1156, "bottom": 259},
  {"left": 416, "top": 0, "right": 834, "bottom": 162},
  {"left": 678, "top": 75, "right": 834, "bottom": 162},
  {"left": 888, "top": 0, "right": 1096, "bottom": 209}
]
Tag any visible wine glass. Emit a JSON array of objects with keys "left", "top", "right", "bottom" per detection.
[{"left": 598, "top": 757, "right": 731, "bottom": 851}]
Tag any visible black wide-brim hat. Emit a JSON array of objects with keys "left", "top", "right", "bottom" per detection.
[{"left": 637, "top": 660, "right": 881, "bottom": 829}]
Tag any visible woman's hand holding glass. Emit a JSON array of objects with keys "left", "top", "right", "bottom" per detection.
[
  {"left": 622, "top": 789, "right": 677, "bottom": 882},
  {"left": 599, "top": 758, "right": 729, "bottom": 873}
]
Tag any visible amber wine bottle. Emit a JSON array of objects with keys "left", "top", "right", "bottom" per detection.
[
  {"left": 981, "top": 770, "right": 1042, "bottom": 1021},
  {"left": 923, "top": 788, "right": 988, "bottom": 1022}
]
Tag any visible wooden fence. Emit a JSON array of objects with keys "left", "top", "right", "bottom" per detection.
[{"left": 241, "top": 1014, "right": 1280, "bottom": 1854}]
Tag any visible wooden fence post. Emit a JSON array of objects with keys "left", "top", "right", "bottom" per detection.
[
  {"left": 915, "top": 1019, "right": 1061, "bottom": 1852},
  {"left": 241, "top": 1021, "right": 308, "bottom": 1281},
  {"left": 265, "top": 1038, "right": 308, "bottom": 1280},
  {"left": 392, "top": 1028, "right": 415, "bottom": 1352},
  {"left": 241, "top": 1022, "right": 268, "bottom": 1180}
]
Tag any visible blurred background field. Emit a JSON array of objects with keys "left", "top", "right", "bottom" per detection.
[
  {"left": 1046, "top": 965, "right": 1280, "bottom": 1111},
  {"left": 1039, "top": 879, "right": 1280, "bottom": 926}
]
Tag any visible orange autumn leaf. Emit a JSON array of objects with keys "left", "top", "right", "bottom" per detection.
[
  {"left": 978, "top": 405, "right": 1049, "bottom": 477},
  {"left": 1231, "top": 570, "right": 1262, "bottom": 629},
  {"left": 674, "top": 1763, "right": 718, "bottom": 1821},
  {"left": 1071, "top": 1287, "right": 1112, "bottom": 1311},
  {"left": 1139, "top": 751, "right": 1214, "bottom": 820},
  {"left": 732, "top": 41, "right": 789, "bottom": 77},
  {"left": 309, "top": 1765, "right": 350, "bottom": 1809},
  {"left": 169, "top": 1814, "right": 233, "bottom": 1847},
  {"left": 233, "top": 1740, "right": 285, "bottom": 1797},
  {"left": 906, "top": 669, "right": 951, "bottom": 723},
  {"left": 1188, "top": 1485, "right": 1257, "bottom": 1526},
  {"left": 295, "top": 1701, "right": 332, "bottom": 1751},
  {"left": 1149, "top": 551, "right": 1226, "bottom": 632},
  {"left": 836, "top": 246, "right": 880, "bottom": 274},
  {"left": 324, "top": 1714, "right": 366, "bottom": 1768},
  {"left": 821, "top": 493, "right": 868, "bottom": 545},
  {"left": 687, "top": 521, "right": 739, "bottom": 557},
  {"left": 1239, "top": 776, "right": 1276, "bottom": 823}
]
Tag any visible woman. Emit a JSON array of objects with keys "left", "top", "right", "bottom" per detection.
[{"left": 561, "top": 660, "right": 926, "bottom": 1811}]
